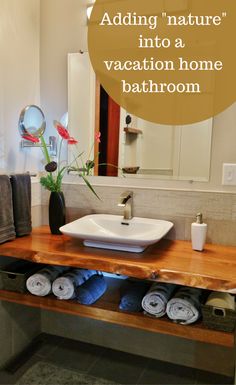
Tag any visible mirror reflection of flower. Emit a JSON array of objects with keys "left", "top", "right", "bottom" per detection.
[
  {"left": 68, "top": 131, "right": 101, "bottom": 177},
  {"left": 22, "top": 121, "right": 100, "bottom": 199},
  {"left": 69, "top": 130, "right": 122, "bottom": 178}
]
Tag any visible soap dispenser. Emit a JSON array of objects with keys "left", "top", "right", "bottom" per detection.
[{"left": 191, "top": 213, "right": 207, "bottom": 251}]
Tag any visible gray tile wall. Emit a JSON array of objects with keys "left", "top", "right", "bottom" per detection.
[
  {"left": 0, "top": 303, "right": 40, "bottom": 368},
  {"left": 41, "top": 184, "right": 236, "bottom": 245},
  {"left": 41, "top": 311, "right": 234, "bottom": 377}
]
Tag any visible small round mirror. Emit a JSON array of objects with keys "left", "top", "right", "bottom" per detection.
[{"left": 19, "top": 105, "right": 46, "bottom": 138}]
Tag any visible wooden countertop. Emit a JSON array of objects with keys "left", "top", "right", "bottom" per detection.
[{"left": 0, "top": 226, "right": 236, "bottom": 293}]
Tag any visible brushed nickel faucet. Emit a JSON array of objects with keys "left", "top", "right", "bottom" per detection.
[{"left": 118, "top": 191, "right": 133, "bottom": 220}]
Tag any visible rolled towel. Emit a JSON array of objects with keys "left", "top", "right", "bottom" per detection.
[
  {"left": 76, "top": 274, "right": 107, "bottom": 305},
  {"left": 26, "top": 266, "right": 68, "bottom": 296},
  {"left": 52, "top": 269, "right": 97, "bottom": 300},
  {"left": 167, "top": 287, "right": 202, "bottom": 325},
  {"left": 10, "top": 173, "right": 32, "bottom": 236},
  {"left": 119, "top": 280, "right": 150, "bottom": 312},
  {"left": 206, "top": 292, "right": 235, "bottom": 310},
  {"left": 0, "top": 175, "right": 16, "bottom": 244},
  {"left": 142, "top": 283, "right": 176, "bottom": 317}
]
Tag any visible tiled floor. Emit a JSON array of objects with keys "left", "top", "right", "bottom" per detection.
[{"left": 0, "top": 334, "right": 233, "bottom": 385}]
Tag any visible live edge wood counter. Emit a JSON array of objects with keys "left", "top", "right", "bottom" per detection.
[{"left": 0, "top": 225, "right": 236, "bottom": 293}]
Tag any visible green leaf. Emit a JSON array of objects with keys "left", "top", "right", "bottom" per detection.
[
  {"left": 40, "top": 174, "right": 61, "bottom": 192},
  {"left": 80, "top": 175, "right": 101, "bottom": 200}
]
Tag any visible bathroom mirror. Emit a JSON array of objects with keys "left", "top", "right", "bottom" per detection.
[
  {"left": 18, "top": 105, "right": 46, "bottom": 138},
  {"left": 68, "top": 53, "right": 213, "bottom": 182}
]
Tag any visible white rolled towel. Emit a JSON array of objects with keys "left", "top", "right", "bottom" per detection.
[
  {"left": 142, "top": 283, "right": 176, "bottom": 317},
  {"left": 26, "top": 266, "right": 68, "bottom": 297},
  {"left": 167, "top": 287, "right": 202, "bottom": 325},
  {"left": 52, "top": 269, "right": 97, "bottom": 300}
]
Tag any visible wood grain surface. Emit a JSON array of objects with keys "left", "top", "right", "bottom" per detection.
[{"left": 0, "top": 226, "right": 236, "bottom": 293}]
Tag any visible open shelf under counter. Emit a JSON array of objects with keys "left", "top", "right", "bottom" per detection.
[
  {"left": 0, "top": 226, "right": 236, "bottom": 293},
  {"left": 0, "top": 277, "right": 233, "bottom": 348}
]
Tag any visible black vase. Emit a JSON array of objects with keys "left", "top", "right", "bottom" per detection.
[{"left": 49, "top": 191, "right": 66, "bottom": 235}]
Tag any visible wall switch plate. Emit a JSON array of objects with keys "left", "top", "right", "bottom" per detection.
[{"left": 222, "top": 163, "right": 236, "bottom": 185}]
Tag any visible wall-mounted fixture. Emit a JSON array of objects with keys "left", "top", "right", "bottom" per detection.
[
  {"left": 19, "top": 105, "right": 57, "bottom": 156},
  {"left": 124, "top": 114, "right": 143, "bottom": 135}
]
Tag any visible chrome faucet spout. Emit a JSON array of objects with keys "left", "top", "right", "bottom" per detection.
[{"left": 118, "top": 191, "right": 133, "bottom": 220}]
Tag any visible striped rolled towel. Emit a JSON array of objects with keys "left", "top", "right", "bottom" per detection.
[
  {"left": 26, "top": 266, "right": 68, "bottom": 297},
  {"left": 142, "top": 283, "right": 176, "bottom": 317},
  {"left": 166, "top": 287, "right": 202, "bottom": 325},
  {"left": 52, "top": 269, "right": 97, "bottom": 300}
]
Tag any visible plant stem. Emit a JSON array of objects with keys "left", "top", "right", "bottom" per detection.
[
  {"left": 57, "top": 137, "right": 63, "bottom": 175},
  {"left": 40, "top": 136, "right": 51, "bottom": 163}
]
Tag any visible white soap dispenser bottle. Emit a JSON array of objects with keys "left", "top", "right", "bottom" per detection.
[{"left": 191, "top": 213, "right": 207, "bottom": 251}]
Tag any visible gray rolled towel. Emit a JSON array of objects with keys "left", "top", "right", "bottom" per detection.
[
  {"left": 0, "top": 175, "right": 16, "bottom": 243},
  {"left": 52, "top": 269, "right": 98, "bottom": 300},
  {"left": 167, "top": 287, "right": 202, "bottom": 325},
  {"left": 10, "top": 173, "right": 32, "bottom": 236},
  {"left": 142, "top": 283, "right": 177, "bottom": 317}
]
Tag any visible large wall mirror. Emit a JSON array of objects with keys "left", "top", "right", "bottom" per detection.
[{"left": 68, "top": 52, "right": 212, "bottom": 182}]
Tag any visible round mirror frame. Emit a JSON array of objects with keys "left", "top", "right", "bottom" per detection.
[{"left": 18, "top": 105, "right": 46, "bottom": 138}]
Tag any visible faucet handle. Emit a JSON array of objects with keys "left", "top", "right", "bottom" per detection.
[
  {"left": 120, "top": 190, "right": 133, "bottom": 199},
  {"left": 118, "top": 191, "right": 133, "bottom": 206}
]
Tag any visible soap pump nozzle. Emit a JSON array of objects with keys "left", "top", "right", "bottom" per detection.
[{"left": 196, "top": 213, "right": 203, "bottom": 224}]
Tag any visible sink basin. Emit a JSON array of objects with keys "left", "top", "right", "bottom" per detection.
[{"left": 60, "top": 214, "right": 173, "bottom": 253}]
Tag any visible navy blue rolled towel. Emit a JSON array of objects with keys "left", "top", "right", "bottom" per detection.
[
  {"left": 119, "top": 281, "right": 150, "bottom": 312},
  {"left": 76, "top": 275, "right": 107, "bottom": 305}
]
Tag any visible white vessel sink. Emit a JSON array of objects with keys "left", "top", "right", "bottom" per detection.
[{"left": 60, "top": 214, "right": 173, "bottom": 253}]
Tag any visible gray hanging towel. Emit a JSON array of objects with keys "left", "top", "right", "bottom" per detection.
[
  {"left": 0, "top": 175, "right": 16, "bottom": 243},
  {"left": 10, "top": 173, "right": 32, "bottom": 236}
]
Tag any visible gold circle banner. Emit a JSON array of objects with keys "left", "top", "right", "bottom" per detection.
[{"left": 88, "top": 0, "right": 236, "bottom": 125}]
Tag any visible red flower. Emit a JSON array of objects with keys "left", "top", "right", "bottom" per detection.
[
  {"left": 22, "top": 134, "right": 40, "bottom": 143},
  {"left": 53, "top": 120, "right": 70, "bottom": 140},
  {"left": 95, "top": 132, "right": 101, "bottom": 143},
  {"left": 68, "top": 137, "right": 78, "bottom": 145}
]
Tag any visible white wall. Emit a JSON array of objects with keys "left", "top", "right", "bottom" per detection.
[
  {"left": 40, "top": 0, "right": 89, "bottom": 139},
  {"left": 0, "top": 0, "right": 41, "bottom": 173},
  {"left": 0, "top": 0, "right": 89, "bottom": 174}
]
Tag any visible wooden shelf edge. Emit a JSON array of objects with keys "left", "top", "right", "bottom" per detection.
[
  {"left": 0, "top": 290, "right": 233, "bottom": 348},
  {"left": 124, "top": 127, "right": 143, "bottom": 135},
  {"left": 1, "top": 228, "right": 236, "bottom": 293}
]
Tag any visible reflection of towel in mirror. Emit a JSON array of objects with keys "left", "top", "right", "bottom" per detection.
[
  {"left": 119, "top": 280, "right": 150, "bottom": 312},
  {"left": 206, "top": 292, "right": 235, "bottom": 310},
  {"left": 52, "top": 269, "right": 97, "bottom": 300},
  {"left": 26, "top": 266, "right": 68, "bottom": 297},
  {"left": 10, "top": 173, "right": 32, "bottom": 236},
  {"left": 0, "top": 175, "right": 16, "bottom": 244},
  {"left": 76, "top": 275, "right": 107, "bottom": 305},
  {"left": 142, "top": 283, "right": 176, "bottom": 317},
  {"left": 167, "top": 287, "right": 202, "bottom": 325}
]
